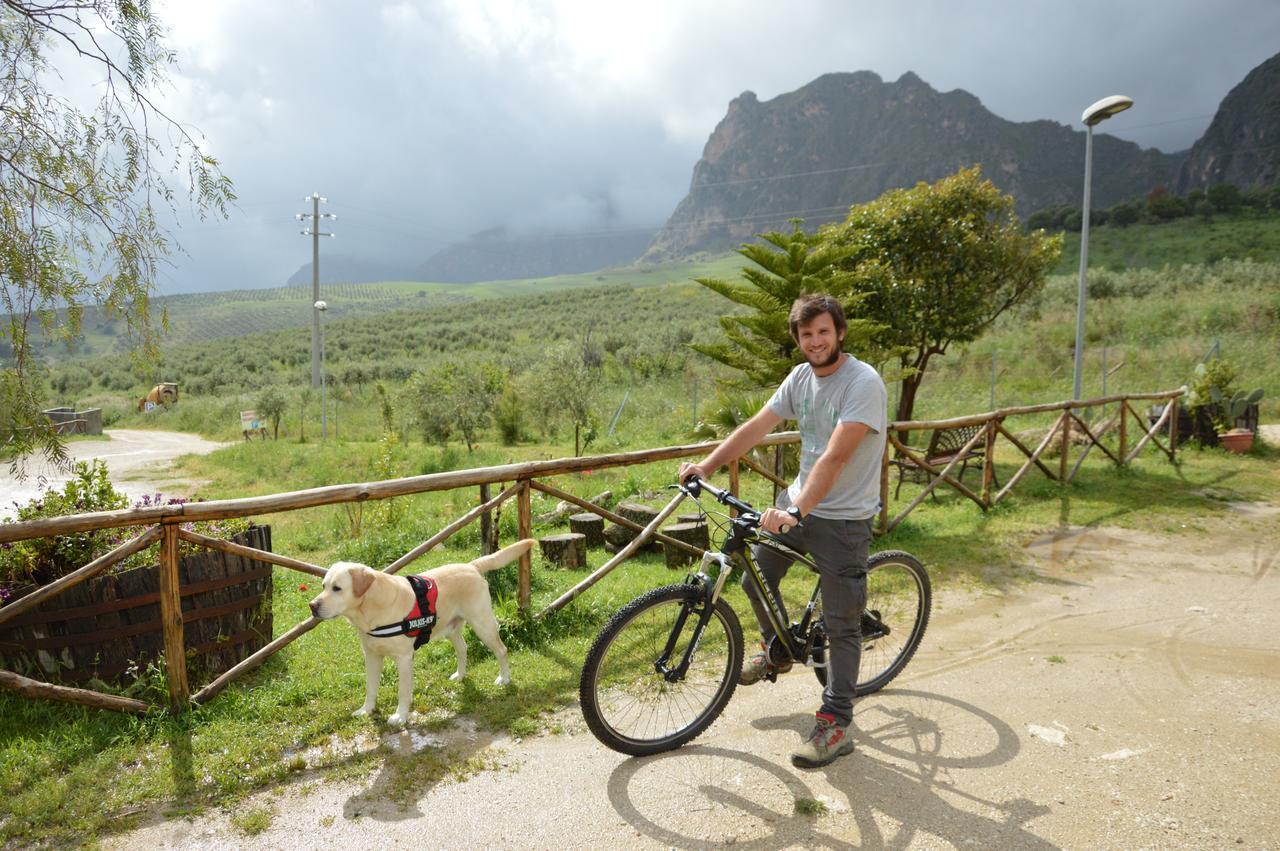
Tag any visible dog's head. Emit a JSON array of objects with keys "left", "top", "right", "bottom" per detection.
[{"left": 309, "top": 561, "right": 377, "bottom": 619}]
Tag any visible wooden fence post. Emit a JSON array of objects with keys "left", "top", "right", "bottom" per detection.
[
  {"left": 1119, "top": 400, "right": 1128, "bottom": 462},
  {"left": 729, "top": 458, "right": 740, "bottom": 501},
  {"left": 159, "top": 522, "right": 190, "bottom": 711},
  {"left": 479, "top": 483, "right": 493, "bottom": 555},
  {"left": 1168, "top": 397, "right": 1180, "bottom": 461},
  {"left": 517, "top": 480, "right": 532, "bottom": 615},
  {"left": 878, "top": 434, "right": 891, "bottom": 534},
  {"left": 982, "top": 419, "right": 997, "bottom": 506},
  {"left": 1059, "top": 409, "right": 1071, "bottom": 482}
]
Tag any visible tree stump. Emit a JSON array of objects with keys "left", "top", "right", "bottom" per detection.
[
  {"left": 539, "top": 534, "right": 587, "bottom": 569},
  {"left": 663, "top": 522, "right": 710, "bottom": 570},
  {"left": 603, "top": 501, "right": 663, "bottom": 555},
  {"left": 616, "top": 501, "right": 660, "bottom": 527},
  {"left": 676, "top": 513, "right": 705, "bottom": 526},
  {"left": 603, "top": 522, "right": 636, "bottom": 554},
  {"left": 568, "top": 513, "right": 605, "bottom": 548}
]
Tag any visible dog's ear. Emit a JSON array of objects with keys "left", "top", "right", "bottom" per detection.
[{"left": 350, "top": 565, "right": 375, "bottom": 598}]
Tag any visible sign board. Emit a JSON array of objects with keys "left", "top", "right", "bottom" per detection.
[{"left": 240, "top": 410, "right": 263, "bottom": 431}]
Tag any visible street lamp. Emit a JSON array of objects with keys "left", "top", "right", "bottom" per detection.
[
  {"left": 1073, "top": 95, "right": 1133, "bottom": 401},
  {"left": 314, "top": 299, "right": 328, "bottom": 440}
]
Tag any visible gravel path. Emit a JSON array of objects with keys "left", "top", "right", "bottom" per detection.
[
  {"left": 1, "top": 429, "right": 228, "bottom": 518},
  {"left": 106, "top": 499, "right": 1280, "bottom": 849}
]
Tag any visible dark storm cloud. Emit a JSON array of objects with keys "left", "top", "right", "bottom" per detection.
[{"left": 151, "top": 0, "right": 1280, "bottom": 293}]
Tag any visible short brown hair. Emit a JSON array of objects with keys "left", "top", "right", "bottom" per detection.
[{"left": 788, "top": 293, "right": 847, "bottom": 342}]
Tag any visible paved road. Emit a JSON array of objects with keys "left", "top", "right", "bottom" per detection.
[
  {"left": 1, "top": 429, "right": 228, "bottom": 518},
  {"left": 108, "top": 505, "right": 1280, "bottom": 849}
]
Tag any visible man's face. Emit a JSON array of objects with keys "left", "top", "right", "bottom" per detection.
[{"left": 795, "top": 312, "right": 845, "bottom": 368}]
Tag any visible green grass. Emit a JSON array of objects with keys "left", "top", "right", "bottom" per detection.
[
  {"left": 1052, "top": 212, "right": 1280, "bottom": 274},
  {"left": 1, "top": 430, "right": 1276, "bottom": 846}
]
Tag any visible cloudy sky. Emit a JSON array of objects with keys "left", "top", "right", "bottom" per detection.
[{"left": 128, "top": 0, "right": 1280, "bottom": 293}]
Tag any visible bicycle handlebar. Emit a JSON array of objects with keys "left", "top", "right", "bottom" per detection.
[{"left": 681, "top": 475, "right": 798, "bottom": 534}]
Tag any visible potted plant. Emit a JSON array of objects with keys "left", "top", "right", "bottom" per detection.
[
  {"left": 1, "top": 461, "right": 273, "bottom": 687},
  {"left": 1183, "top": 358, "right": 1263, "bottom": 450},
  {"left": 1210, "top": 386, "right": 1264, "bottom": 453}
]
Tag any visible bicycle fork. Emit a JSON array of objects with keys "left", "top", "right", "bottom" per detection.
[{"left": 655, "top": 551, "right": 735, "bottom": 682}]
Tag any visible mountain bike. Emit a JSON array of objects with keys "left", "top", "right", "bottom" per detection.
[{"left": 578, "top": 475, "right": 931, "bottom": 756}]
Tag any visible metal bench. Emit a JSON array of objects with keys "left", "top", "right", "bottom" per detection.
[{"left": 891, "top": 423, "right": 996, "bottom": 499}]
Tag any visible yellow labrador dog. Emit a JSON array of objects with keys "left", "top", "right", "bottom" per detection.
[{"left": 309, "top": 538, "right": 534, "bottom": 726}]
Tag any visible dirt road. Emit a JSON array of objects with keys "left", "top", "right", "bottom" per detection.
[
  {"left": 108, "top": 492, "right": 1280, "bottom": 850},
  {"left": 1, "top": 429, "right": 228, "bottom": 518}
]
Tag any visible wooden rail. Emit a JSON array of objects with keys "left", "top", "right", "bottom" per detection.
[{"left": 1, "top": 390, "right": 1184, "bottom": 716}]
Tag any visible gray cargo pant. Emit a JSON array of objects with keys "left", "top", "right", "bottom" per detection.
[{"left": 742, "top": 509, "right": 872, "bottom": 728}]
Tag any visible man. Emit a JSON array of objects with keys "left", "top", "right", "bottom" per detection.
[{"left": 678, "top": 293, "right": 887, "bottom": 768}]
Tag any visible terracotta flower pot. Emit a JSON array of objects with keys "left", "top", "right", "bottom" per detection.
[{"left": 1219, "top": 430, "right": 1254, "bottom": 454}]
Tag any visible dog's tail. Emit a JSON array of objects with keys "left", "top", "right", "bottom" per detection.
[{"left": 473, "top": 538, "right": 536, "bottom": 573}]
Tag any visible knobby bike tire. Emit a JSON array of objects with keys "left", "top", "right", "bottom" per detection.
[
  {"left": 579, "top": 583, "right": 744, "bottom": 756},
  {"left": 810, "top": 550, "right": 931, "bottom": 695}
]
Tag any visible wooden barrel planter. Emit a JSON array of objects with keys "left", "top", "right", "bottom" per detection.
[{"left": 0, "top": 526, "right": 274, "bottom": 687}]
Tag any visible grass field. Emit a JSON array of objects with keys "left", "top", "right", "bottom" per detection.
[
  {"left": 3, "top": 213, "right": 1279, "bottom": 843},
  {"left": 1052, "top": 210, "right": 1280, "bottom": 273}
]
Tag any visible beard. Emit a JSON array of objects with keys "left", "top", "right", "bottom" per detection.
[{"left": 805, "top": 345, "right": 843, "bottom": 368}]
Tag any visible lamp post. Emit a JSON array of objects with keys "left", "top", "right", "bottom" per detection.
[
  {"left": 1073, "top": 95, "right": 1133, "bottom": 400},
  {"left": 314, "top": 300, "right": 328, "bottom": 440}
]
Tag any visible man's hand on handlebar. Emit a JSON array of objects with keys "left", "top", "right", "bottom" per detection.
[
  {"left": 677, "top": 462, "right": 709, "bottom": 487},
  {"left": 759, "top": 507, "right": 793, "bottom": 534}
]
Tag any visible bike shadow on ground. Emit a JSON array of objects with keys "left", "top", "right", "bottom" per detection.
[{"left": 607, "top": 688, "right": 1058, "bottom": 850}]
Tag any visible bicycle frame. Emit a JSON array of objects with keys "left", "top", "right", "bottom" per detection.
[{"left": 677, "top": 478, "right": 825, "bottom": 671}]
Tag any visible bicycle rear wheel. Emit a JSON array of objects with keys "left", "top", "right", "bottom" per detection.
[
  {"left": 857, "top": 550, "right": 930, "bottom": 694},
  {"left": 580, "top": 583, "right": 743, "bottom": 756}
]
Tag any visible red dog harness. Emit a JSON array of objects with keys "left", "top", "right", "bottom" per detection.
[{"left": 366, "top": 574, "right": 438, "bottom": 650}]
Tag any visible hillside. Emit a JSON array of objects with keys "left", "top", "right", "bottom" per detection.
[
  {"left": 30, "top": 255, "right": 742, "bottom": 361},
  {"left": 1178, "top": 50, "right": 1280, "bottom": 192},
  {"left": 1052, "top": 212, "right": 1280, "bottom": 273},
  {"left": 645, "top": 71, "right": 1180, "bottom": 259}
]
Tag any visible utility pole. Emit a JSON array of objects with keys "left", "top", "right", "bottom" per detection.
[{"left": 296, "top": 193, "right": 336, "bottom": 389}]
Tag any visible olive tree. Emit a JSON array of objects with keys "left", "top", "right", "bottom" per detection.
[
  {"left": 824, "top": 167, "right": 1061, "bottom": 423},
  {"left": 409, "top": 358, "right": 506, "bottom": 453},
  {"left": 1, "top": 1, "right": 234, "bottom": 470}
]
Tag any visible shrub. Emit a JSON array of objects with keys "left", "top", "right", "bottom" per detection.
[{"left": 0, "top": 461, "right": 249, "bottom": 600}]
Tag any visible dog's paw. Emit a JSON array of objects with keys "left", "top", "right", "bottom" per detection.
[
  {"left": 386, "top": 712, "right": 409, "bottom": 727},
  {"left": 449, "top": 670, "right": 465, "bottom": 682},
  {"left": 495, "top": 673, "right": 511, "bottom": 686},
  {"left": 353, "top": 706, "right": 373, "bottom": 719}
]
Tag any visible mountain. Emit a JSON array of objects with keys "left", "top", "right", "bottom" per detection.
[
  {"left": 413, "top": 226, "right": 656, "bottom": 283},
  {"left": 645, "top": 71, "right": 1181, "bottom": 260},
  {"left": 285, "top": 226, "right": 655, "bottom": 286},
  {"left": 1177, "top": 50, "right": 1280, "bottom": 192},
  {"left": 286, "top": 255, "right": 415, "bottom": 286}
]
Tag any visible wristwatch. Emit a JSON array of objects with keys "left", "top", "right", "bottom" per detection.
[{"left": 780, "top": 505, "right": 803, "bottom": 532}]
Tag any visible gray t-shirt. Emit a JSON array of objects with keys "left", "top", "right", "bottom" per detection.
[{"left": 767, "top": 354, "right": 888, "bottom": 520}]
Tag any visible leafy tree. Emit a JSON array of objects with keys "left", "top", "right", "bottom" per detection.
[
  {"left": 823, "top": 167, "right": 1061, "bottom": 423},
  {"left": 1, "top": 1, "right": 234, "bottom": 470},
  {"left": 298, "top": 388, "right": 313, "bottom": 443},
  {"left": 526, "top": 341, "right": 601, "bottom": 456},
  {"left": 1146, "top": 186, "right": 1185, "bottom": 220},
  {"left": 1109, "top": 202, "right": 1140, "bottom": 227},
  {"left": 254, "top": 386, "right": 287, "bottom": 440},
  {"left": 690, "top": 221, "right": 887, "bottom": 389},
  {"left": 1206, "top": 183, "right": 1242, "bottom": 213},
  {"left": 408, "top": 358, "right": 506, "bottom": 452}
]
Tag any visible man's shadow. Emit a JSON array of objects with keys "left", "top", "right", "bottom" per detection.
[{"left": 606, "top": 688, "right": 1057, "bottom": 850}]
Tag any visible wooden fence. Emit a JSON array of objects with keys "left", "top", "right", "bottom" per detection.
[{"left": 0, "top": 389, "right": 1182, "bottom": 716}]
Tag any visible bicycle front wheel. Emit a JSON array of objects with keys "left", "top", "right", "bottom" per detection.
[
  {"left": 580, "top": 583, "right": 743, "bottom": 756},
  {"left": 857, "top": 550, "right": 931, "bottom": 694}
]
